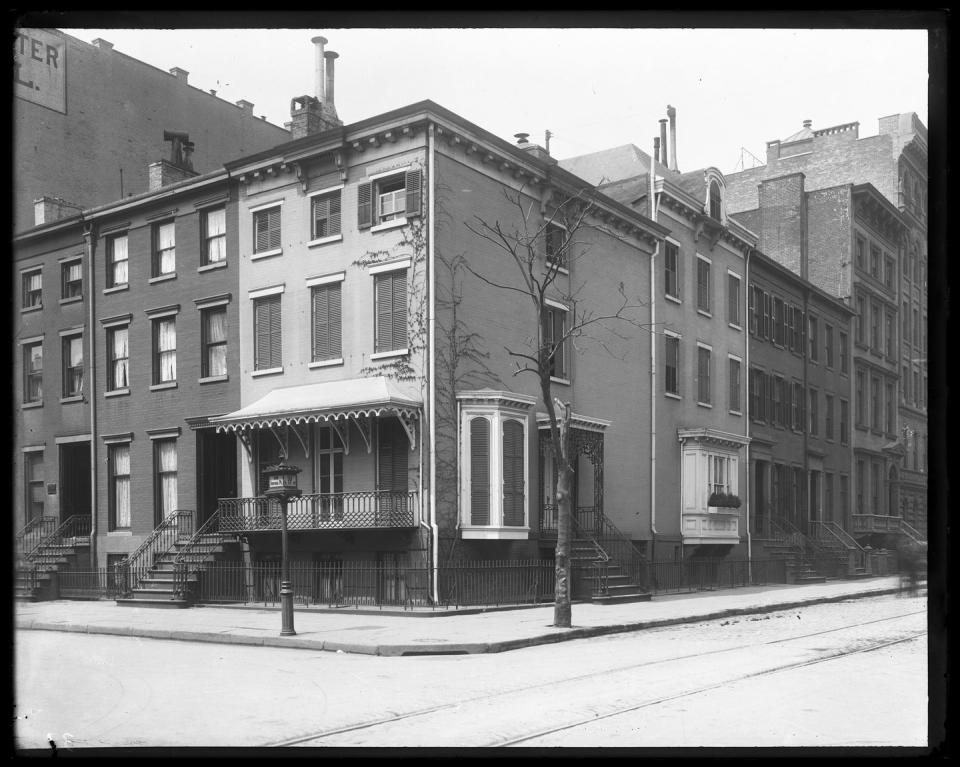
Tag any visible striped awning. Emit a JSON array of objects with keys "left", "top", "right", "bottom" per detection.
[{"left": 210, "top": 377, "right": 421, "bottom": 433}]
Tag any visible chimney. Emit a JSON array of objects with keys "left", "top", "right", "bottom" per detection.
[
  {"left": 236, "top": 99, "right": 254, "bottom": 117},
  {"left": 290, "top": 95, "right": 323, "bottom": 140},
  {"left": 653, "top": 136, "right": 661, "bottom": 164},
  {"left": 667, "top": 105, "right": 678, "bottom": 172},
  {"left": 169, "top": 67, "right": 189, "bottom": 84},
  {"left": 766, "top": 139, "right": 781, "bottom": 164},
  {"left": 514, "top": 132, "right": 530, "bottom": 146},
  {"left": 149, "top": 131, "right": 199, "bottom": 190},
  {"left": 91, "top": 38, "right": 113, "bottom": 50},
  {"left": 324, "top": 51, "right": 339, "bottom": 109},
  {"left": 311, "top": 36, "right": 327, "bottom": 100},
  {"left": 34, "top": 196, "right": 80, "bottom": 226},
  {"left": 659, "top": 118, "right": 668, "bottom": 169},
  {"left": 803, "top": 119, "right": 812, "bottom": 129},
  {"left": 513, "top": 132, "right": 557, "bottom": 164}
]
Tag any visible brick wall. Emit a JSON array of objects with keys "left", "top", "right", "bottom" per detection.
[
  {"left": 758, "top": 173, "right": 805, "bottom": 277},
  {"left": 806, "top": 185, "right": 853, "bottom": 299}
]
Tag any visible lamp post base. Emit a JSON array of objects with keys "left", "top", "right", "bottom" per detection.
[{"left": 280, "top": 580, "right": 296, "bottom": 636}]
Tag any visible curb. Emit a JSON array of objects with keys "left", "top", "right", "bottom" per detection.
[{"left": 16, "top": 585, "right": 905, "bottom": 656}]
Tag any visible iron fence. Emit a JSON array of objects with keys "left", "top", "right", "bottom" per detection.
[
  {"left": 57, "top": 568, "right": 123, "bottom": 600},
  {"left": 438, "top": 560, "right": 556, "bottom": 607},
  {"left": 217, "top": 492, "right": 418, "bottom": 533},
  {"left": 627, "top": 558, "right": 789, "bottom": 594}
]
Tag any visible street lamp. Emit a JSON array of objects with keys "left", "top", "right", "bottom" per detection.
[{"left": 262, "top": 463, "right": 302, "bottom": 636}]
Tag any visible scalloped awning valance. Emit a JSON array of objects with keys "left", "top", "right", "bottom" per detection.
[{"left": 210, "top": 376, "right": 421, "bottom": 433}]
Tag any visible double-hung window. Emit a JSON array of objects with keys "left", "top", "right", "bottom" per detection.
[
  {"left": 870, "top": 301, "right": 881, "bottom": 351},
  {"left": 664, "top": 334, "right": 680, "bottom": 396},
  {"left": 357, "top": 169, "right": 422, "bottom": 229},
  {"left": 886, "top": 381, "right": 895, "bottom": 434},
  {"left": 154, "top": 438, "right": 178, "bottom": 522},
  {"left": 773, "top": 297, "right": 785, "bottom": 346},
  {"left": 664, "top": 241, "right": 680, "bottom": 300},
  {"left": 825, "top": 394, "right": 834, "bottom": 440},
  {"left": 23, "top": 341, "right": 42, "bottom": 403},
  {"left": 696, "top": 256, "right": 711, "bottom": 314},
  {"left": 152, "top": 316, "right": 177, "bottom": 385},
  {"left": 253, "top": 292, "right": 283, "bottom": 371},
  {"left": 311, "top": 281, "right": 342, "bottom": 362},
  {"left": 107, "top": 325, "right": 130, "bottom": 391},
  {"left": 152, "top": 221, "right": 176, "bottom": 277},
  {"left": 202, "top": 206, "right": 226, "bottom": 265},
  {"left": 22, "top": 268, "right": 42, "bottom": 309},
  {"left": 311, "top": 190, "right": 342, "bottom": 240},
  {"left": 61, "top": 259, "right": 82, "bottom": 300},
  {"left": 374, "top": 269, "right": 408, "bottom": 355},
  {"left": 809, "top": 388, "right": 818, "bottom": 435},
  {"left": 106, "top": 234, "right": 128, "bottom": 288},
  {"left": 856, "top": 296, "right": 866, "bottom": 345},
  {"left": 544, "top": 303, "right": 569, "bottom": 380},
  {"left": 808, "top": 315, "right": 819, "bottom": 362},
  {"left": 727, "top": 273, "right": 741, "bottom": 327},
  {"left": 62, "top": 333, "right": 83, "bottom": 398},
  {"left": 24, "top": 451, "right": 45, "bottom": 522},
  {"left": 253, "top": 205, "right": 282, "bottom": 255},
  {"left": 545, "top": 223, "right": 567, "bottom": 271},
  {"left": 792, "top": 381, "right": 804, "bottom": 431},
  {"left": 201, "top": 306, "right": 228, "bottom": 378},
  {"left": 108, "top": 442, "right": 131, "bottom": 530},
  {"left": 839, "top": 332, "right": 849, "bottom": 374},
  {"left": 728, "top": 356, "right": 741, "bottom": 413},
  {"left": 824, "top": 323, "right": 834, "bottom": 368},
  {"left": 870, "top": 245, "right": 880, "bottom": 279},
  {"left": 855, "top": 371, "right": 865, "bottom": 426},
  {"left": 870, "top": 376, "right": 881, "bottom": 430},
  {"left": 697, "top": 344, "right": 711, "bottom": 405}
]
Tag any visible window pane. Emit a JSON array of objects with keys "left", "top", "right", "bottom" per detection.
[{"left": 470, "top": 418, "right": 490, "bottom": 525}]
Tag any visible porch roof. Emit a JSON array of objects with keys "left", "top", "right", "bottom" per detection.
[{"left": 210, "top": 377, "right": 421, "bottom": 433}]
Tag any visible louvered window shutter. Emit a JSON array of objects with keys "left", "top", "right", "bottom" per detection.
[
  {"left": 470, "top": 418, "right": 490, "bottom": 525},
  {"left": 312, "top": 286, "right": 329, "bottom": 361},
  {"left": 255, "top": 295, "right": 281, "bottom": 369},
  {"left": 375, "top": 275, "right": 393, "bottom": 353},
  {"left": 392, "top": 273, "right": 407, "bottom": 350},
  {"left": 502, "top": 420, "right": 525, "bottom": 527},
  {"left": 405, "top": 169, "right": 422, "bottom": 218},
  {"left": 357, "top": 182, "right": 373, "bottom": 229}
]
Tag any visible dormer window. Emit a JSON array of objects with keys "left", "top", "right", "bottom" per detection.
[{"left": 709, "top": 180, "right": 722, "bottom": 221}]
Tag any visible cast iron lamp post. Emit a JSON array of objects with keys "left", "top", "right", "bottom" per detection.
[{"left": 262, "top": 463, "right": 302, "bottom": 636}]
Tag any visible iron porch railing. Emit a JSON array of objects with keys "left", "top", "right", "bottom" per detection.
[{"left": 217, "top": 491, "right": 418, "bottom": 532}]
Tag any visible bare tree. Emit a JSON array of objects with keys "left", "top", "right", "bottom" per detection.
[{"left": 464, "top": 187, "right": 649, "bottom": 628}]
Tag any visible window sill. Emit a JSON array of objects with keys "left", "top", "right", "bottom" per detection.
[
  {"left": 307, "top": 234, "right": 343, "bottom": 248},
  {"left": 21, "top": 304, "right": 43, "bottom": 314},
  {"left": 665, "top": 294, "right": 682, "bottom": 305},
  {"left": 309, "top": 358, "right": 344, "bottom": 369},
  {"left": 105, "top": 389, "right": 130, "bottom": 398},
  {"left": 546, "top": 261, "right": 569, "bottom": 275},
  {"left": 150, "top": 382, "right": 178, "bottom": 391},
  {"left": 460, "top": 527, "right": 530, "bottom": 540},
  {"left": 664, "top": 392, "right": 682, "bottom": 400},
  {"left": 149, "top": 273, "right": 177, "bottom": 284},
  {"left": 370, "top": 349, "right": 408, "bottom": 361},
  {"left": 371, "top": 217, "right": 408, "bottom": 234},
  {"left": 729, "top": 409, "right": 743, "bottom": 417},
  {"left": 697, "top": 309, "right": 712, "bottom": 319},
  {"left": 251, "top": 248, "right": 283, "bottom": 261},
  {"left": 199, "top": 375, "right": 229, "bottom": 384},
  {"left": 198, "top": 261, "right": 228, "bottom": 273},
  {"left": 550, "top": 376, "right": 571, "bottom": 386},
  {"left": 60, "top": 295, "right": 84, "bottom": 306},
  {"left": 252, "top": 367, "right": 284, "bottom": 378},
  {"left": 60, "top": 395, "right": 83, "bottom": 404},
  {"left": 104, "top": 285, "right": 129, "bottom": 295},
  {"left": 728, "top": 322, "right": 742, "bottom": 332},
  {"left": 21, "top": 400, "right": 43, "bottom": 409},
  {"left": 696, "top": 401, "right": 713, "bottom": 409},
  {"left": 107, "top": 530, "right": 132, "bottom": 536}
]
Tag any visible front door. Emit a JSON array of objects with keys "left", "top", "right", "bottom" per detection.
[
  {"left": 197, "top": 431, "right": 237, "bottom": 526},
  {"left": 59, "top": 442, "right": 91, "bottom": 522}
]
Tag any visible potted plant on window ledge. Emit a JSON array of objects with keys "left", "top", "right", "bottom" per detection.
[{"left": 708, "top": 492, "right": 742, "bottom": 513}]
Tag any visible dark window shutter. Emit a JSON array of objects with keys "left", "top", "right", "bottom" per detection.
[
  {"left": 329, "top": 191, "right": 342, "bottom": 235},
  {"left": 748, "top": 285, "right": 756, "bottom": 334},
  {"left": 328, "top": 284, "right": 341, "bottom": 359},
  {"left": 312, "top": 286, "right": 329, "bottom": 360},
  {"left": 405, "top": 169, "right": 422, "bottom": 218},
  {"left": 357, "top": 182, "right": 373, "bottom": 229},
  {"left": 254, "top": 207, "right": 281, "bottom": 252},
  {"left": 392, "top": 272, "right": 407, "bottom": 349},
  {"left": 255, "top": 295, "right": 281, "bottom": 369},
  {"left": 375, "top": 274, "right": 393, "bottom": 353},
  {"left": 502, "top": 420, "right": 525, "bottom": 527},
  {"left": 470, "top": 417, "right": 490, "bottom": 525}
]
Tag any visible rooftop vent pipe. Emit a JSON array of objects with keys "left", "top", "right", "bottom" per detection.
[{"left": 667, "top": 105, "right": 678, "bottom": 172}]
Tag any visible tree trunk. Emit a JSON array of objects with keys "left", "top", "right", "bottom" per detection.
[{"left": 553, "top": 461, "right": 574, "bottom": 628}]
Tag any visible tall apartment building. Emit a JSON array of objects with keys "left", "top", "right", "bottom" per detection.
[
  {"left": 726, "top": 116, "right": 927, "bottom": 538},
  {"left": 14, "top": 28, "right": 290, "bottom": 232}
]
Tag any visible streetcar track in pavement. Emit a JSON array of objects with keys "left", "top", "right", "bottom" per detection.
[
  {"left": 495, "top": 631, "right": 926, "bottom": 746},
  {"left": 264, "top": 607, "right": 925, "bottom": 747}
]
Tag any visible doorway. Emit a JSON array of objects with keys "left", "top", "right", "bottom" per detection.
[
  {"left": 59, "top": 442, "right": 91, "bottom": 522},
  {"left": 197, "top": 430, "right": 238, "bottom": 526}
]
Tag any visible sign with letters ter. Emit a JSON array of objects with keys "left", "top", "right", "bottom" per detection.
[{"left": 15, "top": 28, "right": 66, "bottom": 114}]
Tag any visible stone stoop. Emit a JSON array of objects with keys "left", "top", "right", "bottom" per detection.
[
  {"left": 15, "top": 541, "right": 91, "bottom": 601},
  {"left": 571, "top": 539, "right": 651, "bottom": 605},
  {"left": 115, "top": 534, "right": 240, "bottom": 608}
]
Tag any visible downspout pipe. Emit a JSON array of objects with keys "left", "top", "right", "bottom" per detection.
[
  {"left": 84, "top": 220, "right": 99, "bottom": 570},
  {"left": 427, "top": 123, "right": 439, "bottom": 602},
  {"left": 649, "top": 141, "right": 659, "bottom": 561},
  {"left": 744, "top": 248, "right": 752, "bottom": 583}
]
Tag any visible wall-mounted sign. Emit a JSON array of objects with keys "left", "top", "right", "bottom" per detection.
[
  {"left": 46, "top": 482, "right": 57, "bottom": 495},
  {"left": 15, "top": 28, "right": 66, "bottom": 114}
]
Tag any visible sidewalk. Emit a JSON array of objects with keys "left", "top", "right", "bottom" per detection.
[{"left": 15, "top": 576, "right": 908, "bottom": 656}]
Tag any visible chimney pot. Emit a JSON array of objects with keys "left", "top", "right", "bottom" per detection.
[
  {"left": 324, "top": 50, "right": 339, "bottom": 107},
  {"left": 803, "top": 119, "right": 812, "bottom": 129},
  {"left": 91, "top": 38, "right": 113, "bottom": 50},
  {"left": 514, "top": 132, "right": 530, "bottom": 145},
  {"left": 312, "top": 36, "right": 327, "bottom": 101},
  {"left": 666, "top": 105, "right": 678, "bottom": 172},
  {"left": 209, "top": 89, "right": 217, "bottom": 96},
  {"left": 653, "top": 136, "right": 661, "bottom": 164}
]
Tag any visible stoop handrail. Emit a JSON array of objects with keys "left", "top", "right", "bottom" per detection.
[
  {"left": 173, "top": 508, "right": 224, "bottom": 601},
  {"left": 24, "top": 515, "right": 92, "bottom": 565},
  {"left": 899, "top": 519, "right": 926, "bottom": 546},
  {"left": 16, "top": 516, "right": 58, "bottom": 559},
  {"left": 115, "top": 509, "right": 194, "bottom": 597}
]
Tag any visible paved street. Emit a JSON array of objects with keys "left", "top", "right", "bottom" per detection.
[{"left": 15, "top": 594, "right": 927, "bottom": 750}]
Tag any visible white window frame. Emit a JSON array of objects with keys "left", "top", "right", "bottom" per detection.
[
  {"left": 457, "top": 391, "right": 536, "bottom": 539},
  {"left": 308, "top": 184, "right": 344, "bottom": 246},
  {"left": 696, "top": 253, "right": 711, "bottom": 316}
]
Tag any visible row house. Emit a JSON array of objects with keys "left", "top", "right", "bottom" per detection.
[
  {"left": 206, "top": 89, "right": 667, "bottom": 591},
  {"left": 726, "top": 116, "right": 927, "bottom": 541},
  {"left": 744, "top": 250, "right": 855, "bottom": 548},
  {"left": 15, "top": 141, "right": 242, "bottom": 571},
  {"left": 561, "top": 109, "right": 755, "bottom": 562},
  {"left": 729, "top": 170, "right": 910, "bottom": 547}
]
